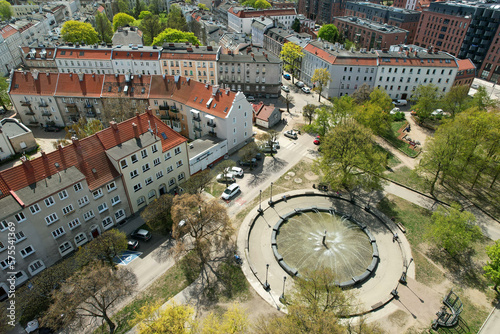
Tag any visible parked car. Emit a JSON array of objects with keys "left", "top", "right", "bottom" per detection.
[
  {"left": 238, "top": 158, "right": 257, "bottom": 167},
  {"left": 295, "top": 81, "right": 305, "bottom": 88},
  {"left": 281, "top": 85, "right": 290, "bottom": 93},
  {"left": 390, "top": 107, "right": 400, "bottom": 114},
  {"left": 44, "top": 126, "right": 61, "bottom": 132},
  {"left": 221, "top": 183, "right": 240, "bottom": 200},
  {"left": 431, "top": 109, "right": 444, "bottom": 116},
  {"left": 228, "top": 166, "right": 244, "bottom": 177},
  {"left": 127, "top": 240, "right": 139, "bottom": 250},
  {"left": 313, "top": 135, "right": 320, "bottom": 145},
  {"left": 260, "top": 145, "right": 278, "bottom": 153},
  {"left": 246, "top": 96, "right": 255, "bottom": 102},
  {"left": 471, "top": 83, "right": 479, "bottom": 89},
  {"left": 302, "top": 87, "right": 311, "bottom": 94},
  {"left": 283, "top": 73, "right": 291, "bottom": 80},
  {"left": 131, "top": 229, "right": 152, "bottom": 241},
  {"left": 284, "top": 130, "right": 298, "bottom": 139},
  {"left": 255, "top": 153, "right": 262, "bottom": 160},
  {"left": 392, "top": 99, "right": 407, "bottom": 106},
  {"left": 216, "top": 173, "right": 236, "bottom": 183}
]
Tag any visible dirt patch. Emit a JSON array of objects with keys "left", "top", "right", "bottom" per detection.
[{"left": 304, "top": 171, "right": 319, "bottom": 181}]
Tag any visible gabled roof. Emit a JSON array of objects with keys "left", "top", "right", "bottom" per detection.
[
  {"left": 112, "top": 50, "right": 160, "bottom": 61},
  {"left": 101, "top": 74, "right": 152, "bottom": 98},
  {"left": 255, "top": 103, "right": 276, "bottom": 121},
  {"left": 9, "top": 71, "right": 59, "bottom": 96},
  {"left": 304, "top": 43, "right": 337, "bottom": 65},
  {"left": 0, "top": 24, "right": 19, "bottom": 39},
  {"left": 228, "top": 7, "right": 296, "bottom": 18},
  {"left": 457, "top": 58, "right": 475, "bottom": 71},
  {"left": 56, "top": 48, "right": 113, "bottom": 60},
  {"left": 21, "top": 47, "right": 57, "bottom": 60},
  {"left": 55, "top": 73, "right": 105, "bottom": 97}
]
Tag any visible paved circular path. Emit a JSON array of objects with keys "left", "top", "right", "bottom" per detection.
[{"left": 236, "top": 190, "right": 415, "bottom": 316}]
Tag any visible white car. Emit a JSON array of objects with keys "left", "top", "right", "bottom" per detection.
[
  {"left": 302, "top": 87, "right": 311, "bottom": 94},
  {"left": 392, "top": 99, "right": 407, "bottom": 106},
  {"left": 390, "top": 107, "right": 400, "bottom": 114},
  {"left": 295, "top": 81, "right": 305, "bottom": 88},
  {"left": 431, "top": 109, "right": 444, "bottom": 116},
  {"left": 221, "top": 183, "right": 240, "bottom": 200},
  {"left": 228, "top": 166, "right": 244, "bottom": 177},
  {"left": 284, "top": 130, "right": 298, "bottom": 139},
  {"left": 281, "top": 85, "right": 290, "bottom": 93}
]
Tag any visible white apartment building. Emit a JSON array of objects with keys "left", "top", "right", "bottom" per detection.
[
  {"left": 56, "top": 46, "right": 114, "bottom": 74},
  {"left": 0, "top": 25, "right": 23, "bottom": 68},
  {"left": 227, "top": 7, "right": 297, "bottom": 34},
  {"left": 0, "top": 35, "right": 15, "bottom": 75},
  {"left": 112, "top": 47, "right": 162, "bottom": 75}
]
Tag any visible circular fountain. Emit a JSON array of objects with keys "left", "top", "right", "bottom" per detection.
[{"left": 271, "top": 207, "right": 379, "bottom": 287}]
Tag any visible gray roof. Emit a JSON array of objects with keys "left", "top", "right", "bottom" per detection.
[
  {"left": 13, "top": 166, "right": 85, "bottom": 206},
  {"left": 0, "top": 195, "right": 22, "bottom": 220},
  {"left": 112, "top": 27, "right": 144, "bottom": 47},
  {"left": 334, "top": 16, "right": 409, "bottom": 34},
  {"left": 0, "top": 118, "right": 30, "bottom": 137},
  {"left": 161, "top": 43, "right": 217, "bottom": 54},
  {"left": 106, "top": 131, "right": 161, "bottom": 161},
  {"left": 218, "top": 48, "right": 281, "bottom": 64},
  {"left": 187, "top": 136, "right": 225, "bottom": 159}
]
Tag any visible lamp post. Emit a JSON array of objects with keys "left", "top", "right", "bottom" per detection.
[
  {"left": 281, "top": 276, "right": 287, "bottom": 301},
  {"left": 258, "top": 190, "right": 263, "bottom": 214},
  {"left": 269, "top": 182, "right": 274, "bottom": 205},
  {"left": 264, "top": 264, "right": 270, "bottom": 290}
]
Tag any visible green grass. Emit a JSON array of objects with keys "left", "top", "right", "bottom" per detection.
[
  {"left": 413, "top": 250, "right": 446, "bottom": 286},
  {"left": 374, "top": 144, "right": 401, "bottom": 168},
  {"left": 382, "top": 121, "right": 421, "bottom": 158},
  {"left": 94, "top": 255, "right": 197, "bottom": 334},
  {"left": 385, "top": 166, "right": 429, "bottom": 193},
  {"left": 206, "top": 181, "right": 227, "bottom": 198}
]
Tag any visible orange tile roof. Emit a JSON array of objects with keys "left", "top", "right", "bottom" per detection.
[
  {"left": 56, "top": 48, "right": 113, "bottom": 60},
  {"left": 101, "top": 74, "right": 152, "bottom": 98},
  {"left": 9, "top": 71, "right": 59, "bottom": 96},
  {"left": 55, "top": 73, "right": 105, "bottom": 97},
  {"left": 334, "top": 58, "right": 378, "bottom": 66},
  {"left": 98, "top": 5, "right": 105, "bottom": 12},
  {"left": 228, "top": 7, "right": 296, "bottom": 18},
  {"left": 304, "top": 43, "right": 337, "bottom": 64},
  {"left": 112, "top": 50, "right": 160, "bottom": 61},
  {"left": 255, "top": 104, "right": 276, "bottom": 121},
  {"left": 0, "top": 25, "right": 18, "bottom": 39},
  {"left": 96, "top": 112, "right": 187, "bottom": 153},
  {"left": 457, "top": 58, "right": 475, "bottom": 71},
  {"left": 160, "top": 53, "right": 217, "bottom": 60},
  {"left": 149, "top": 76, "right": 236, "bottom": 119}
]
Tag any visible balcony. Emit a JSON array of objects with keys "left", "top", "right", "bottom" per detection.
[
  {"left": 86, "top": 111, "right": 97, "bottom": 118},
  {"left": 170, "top": 106, "right": 179, "bottom": 113},
  {"left": 194, "top": 125, "right": 202, "bottom": 132},
  {"left": 21, "top": 101, "right": 31, "bottom": 106},
  {"left": 160, "top": 114, "right": 170, "bottom": 120},
  {"left": 41, "top": 111, "right": 52, "bottom": 117},
  {"left": 192, "top": 115, "right": 201, "bottom": 122},
  {"left": 65, "top": 101, "right": 76, "bottom": 107},
  {"left": 39, "top": 102, "right": 48, "bottom": 107},
  {"left": 85, "top": 103, "right": 93, "bottom": 109},
  {"left": 25, "top": 111, "right": 35, "bottom": 116},
  {"left": 159, "top": 105, "right": 169, "bottom": 110},
  {"left": 29, "top": 120, "right": 38, "bottom": 125},
  {"left": 208, "top": 131, "right": 217, "bottom": 137},
  {"left": 207, "top": 121, "right": 216, "bottom": 128}
]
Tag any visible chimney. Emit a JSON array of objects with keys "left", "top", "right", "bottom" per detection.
[
  {"left": 77, "top": 72, "right": 84, "bottom": 82},
  {"left": 264, "top": 52, "right": 268, "bottom": 60},
  {"left": 251, "top": 52, "right": 254, "bottom": 59},
  {"left": 31, "top": 70, "right": 39, "bottom": 80},
  {"left": 135, "top": 111, "right": 140, "bottom": 118},
  {"left": 132, "top": 123, "right": 139, "bottom": 139},
  {"left": 41, "top": 150, "right": 48, "bottom": 160},
  {"left": 212, "top": 85, "right": 219, "bottom": 96},
  {"left": 71, "top": 136, "right": 80, "bottom": 148},
  {"left": 146, "top": 106, "right": 152, "bottom": 115},
  {"left": 110, "top": 121, "right": 118, "bottom": 131},
  {"left": 20, "top": 155, "right": 32, "bottom": 168}
]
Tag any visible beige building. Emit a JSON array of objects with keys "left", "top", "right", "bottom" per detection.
[{"left": 0, "top": 118, "right": 37, "bottom": 158}]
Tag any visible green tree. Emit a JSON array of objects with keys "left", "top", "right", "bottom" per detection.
[
  {"left": 318, "top": 24, "right": 340, "bottom": 44},
  {"left": 113, "top": 12, "right": 136, "bottom": 31},
  {"left": 426, "top": 204, "right": 481, "bottom": 259},
  {"left": 291, "top": 18, "right": 301, "bottom": 33},
  {"left": 368, "top": 87, "right": 393, "bottom": 111},
  {"left": 114, "top": 0, "right": 130, "bottom": 14},
  {"left": 148, "top": 0, "right": 162, "bottom": 14},
  {"left": 311, "top": 68, "right": 331, "bottom": 102},
  {"left": 470, "top": 85, "right": 497, "bottom": 111},
  {"left": 95, "top": 12, "right": 113, "bottom": 43},
  {"left": 0, "top": 76, "right": 11, "bottom": 110},
  {"left": 133, "top": 0, "right": 147, "bottom": 18},
  {"left": 354, "top": 88, "right": 392, "bottom": 135},
  {"left": 140, "top": 13, "right": 166, "bottom": 45},
  {"left": 166, "top": 4, "right": 187, "bottom": 31},
  {"left": 61, "top": 21, "right": 99, "bottom": 44},
  {"left": 302, "top": 104, "right": 317, "bottom": 125},
  {"left": 484, "top": 240, "right": 500, "bottom": 293},
  {"left": 65, "top": 118, "right": 104, "bottom": 140},
  {"left": 351, "top": 83, "right": 373, "bottom": 105},
  {"left": 152, "top": 28, "right": 200, "bottom": 45},
  {"left": 315, "top": 119, "right": 386, "bottom": 196},
  {"left": 200, "top": 304, "right": 249, "bottom": 333},
  {"left": 261, "top": 129, "right": 279, "bottom": 157},
  {"left": 141, "top": 194, "right": 174, "bottom": 234},
  {"left": 198, "top": 3, "right": 209, "bottom": 10},
  {"left": 410, "top": 83, "right": 442, "bottom": 122},
  {"left": 132, "top": 302, "right": 194, "bottom": 334},
  {"left": 280, "top": 42, "right": 304, "bottom": 84},
  {"left": 78, "top": 229, "right": 128, "bottom": 268},
  {"left": 139, "top": 10, "right": 152, "bottom": 19},
  {"left": 442, "top": 85, "right": 471, "bottom": 117},
  {"left": 0, "top": 0, "right": 12, "bottom": 20},
  {"left": 253, "top": 0, "right": 272, "bottom": 9}
]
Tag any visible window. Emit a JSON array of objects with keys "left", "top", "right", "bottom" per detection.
[
  {"left": 44, "top": 196, "right": 55, "bottom": 207},
  {"left": 130, "top": 169, "right": 139, "bottom": 179},
  {"left": 142, "top": 163, "right": 150, "bottom": 172},
  {"left": 164, "top": 152, "right": 171, "bottom": 160},
  {"left": 156, "top": 170, "right": 164, "bottom": 179},
  {"left": 174, "top": 147, "right": 181, "bottom": 155},
  {"left": 115, "top": 209, "right": 125, "bottom": 222},
  {"left": 62, "top": 204, "right": 75, "bottom": 216},
  {"left": 141, "top": 149, "right": 148, "bottom": 159},
  {"left": 83, "top": 210, "right": 95, "bottom": 221},
  {"left": 59, "top": 241, "right": 73, "bottom": 256},
  {"left": 0, "top": 241, "right": 4, "bottom": 251},
  {"left": 120, "top": 159, "right": 128, "bottom": 169},
  {"left": 28, "top": 260, "right": 45, "bottom": 276},
  {"left": 73, "top": 182, "right": 82, "bottom": 192},
  {"left": 102, "top": 216, "right": 114, "bottom": 230},
  {"left": 148, "top": 190, "right": 156, "bottom": 199},
  {"left": 106, "top": 182, "right": 117, "bottom": 192},
  {"left": 93, "top": 188, "right": 103, "bottom": 199},
  {"left": 58, "top": 190, "right": 68, "bottom": 200},
  {"left": 68, "top": 218, "right": 81, "bottom": 230},
  {"left": 45, "top": 213, "right": 59, "bottom": 225},
  {"left": 0, "top": 220, "right": 8, "bottom": 232},
  {"left": 134, "top": 183, "right": 142, "bottom": 192},
  {"left": 29, "top": 204, "right": 41, "bottom": 215},
  {"left": 51, "top": 227, "right": 65, "bottom": 239},
  {"left": 78, "top": 195, "right": 90, "bottom": 207},
  {"left": 15, "top": 212, "right": 26, "bottom": 223},
  {"left": 137, "top": 196, "right": 145, "bottom": 206},
  {"left": 176, "top": 160, "right": 183, "bottom": 168},
  {"left": 154, "top": 157, "right": 161, "bottom": 166},
  {"left": 178, "top": 172, "right": 185, "bottom": 181},
  {"left": 14, "top": 231, "right": 26, "bottom": 243},
  {"left": 168, "top": 178, "right": 176, "bottom": 186},
  {"left": 1, "top": 257, "right": 15, "bottom": 270},
  {"left": 131, "top": 154, "right": 138, "bottom": 163},
  {"left": 111, "top": 195, "right": 121, "bottom": 206},
  {"left": 98, "top": 202, "right": 108, "bottom": 213},
  {"left": 167, "top": 166, "right": 173, "bottom": 173},
  {"left": 152, "top": 144, "right": 158, "bottom": 153},
  {"left": 20, "top": 245, "right": 35, "bottom": 258},
  {"left": 74, "top": 233, "right": 87, "bottom": 246}
]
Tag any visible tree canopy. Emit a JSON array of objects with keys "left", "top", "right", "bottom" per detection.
[
  {"left": 152, "top": 28, "right": 200, "bottom": 46},
  {"left": 139, "top": 13, "right": 166, "bottom": 45},
  {"left": 0, "top": 76, "right": 11, "bottom": 110},
  {"left": 65, "top": 118, "right": 104, "bottom": 140},
  {"left": 141, "top": 194, "right": 174, "bottom": 234},
  {"left": 484, "top": 240, "right": 500, "bottom": 293},
  {"left": 280, "top": 42, "right": 304, "bottom": 84},
  {"left": 61, "top": 21, "right": 99, "bottom": 45},
  {"left": 410, "top": 83, "right": 442, "bottom": 121},
  {"left": 166, "top": 4, "right": 187, "bottom": 31},
  {"left": 95, "top": 12, "right": 113, "bottom": 44},
  {"left": 113, "top": 12, "right": 136, "bottom": 31},
  {"left": 291, "top": 18, "right": 301, "bottom": 33},
  {"left": 354, "top": 88, "right": 392, "bottom": 136},
  {"left": 318, "top": 24, "right": 340, "bottom": 44},
  {"left": 0, "top": 0, "right": 12, "bottom": 20},
  {"left": 311, "top": 68, "right": 331, "bottom": 102}
]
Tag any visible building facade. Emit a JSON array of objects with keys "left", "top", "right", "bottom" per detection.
[
  {"left": 454, "top": 59, "right": 476, "bottom": 87},
  {"left": 227, "top": 7, "right": 297, "bottom": 34}
]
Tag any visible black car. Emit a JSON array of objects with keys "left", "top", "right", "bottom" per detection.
[
  {"left": 127, "top": 240, "right": 139, "bottom": 250},
  {"left": 238, "top": 158, "right": 257, "bottom": 167},
  {"left": 44, "top": 126, "right": 61, "bottom": 132}
]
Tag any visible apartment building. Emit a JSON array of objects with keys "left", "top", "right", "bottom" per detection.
[
  {"left": 333, "top": 17, "right": 409, "bottom": 51},
  {"left": 344, "top": 2, "right": 421, "bottom": 43},
  {"left": 478, "top": 23, "right": 500, "bottom": 83},
  {"left": 0, "top": 35, "right": 15, "bottom": 76},
  {"left": 20, "top": 47, "right": 58, "bottom": 73},
  {"left": 297, "top": 0, "right": 347, "bottom": 24},
  {"left": 227, "top": 7, "right": 297, "bottom": 34},
  {"left": 160, "top": 43, "right": 218, "bottom": 85},
  {"left": 454, "top": 59, "right": 476, "bottom": 87},
  {"left": 0, "top": 111, "right": 188, "bottom": 300},
  {"left": 0, "top": 25, "right": 23, "bottom": 69},
  {"left": 217, "top": 47, "right": 282, "bottom": 98},
  {"left": 55, "top": 46, "right": 114, "bottom": 74},
  {"left": 112, "top": 47, "right": 162, "bottom": 75}
]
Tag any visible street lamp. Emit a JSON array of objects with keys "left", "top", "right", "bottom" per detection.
[
  {"left": 258, "top": 190, "right": 263, "bottom": 214},
  {"left": 263, "top": 264, "right": 270, "bottom": 291},
  {"left": 269, "top": 182, "right": 274, "bottom": 205},
  {"left": 281, "top": 276, "right": 287, "bottom": 300}
]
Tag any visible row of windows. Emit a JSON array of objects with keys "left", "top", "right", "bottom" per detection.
[{"left": 165, "top": 61, "right": 214, "bottom": 68}]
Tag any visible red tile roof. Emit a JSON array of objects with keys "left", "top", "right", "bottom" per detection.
[
  {"left": 56, "top": 48, "right": 113, "bottom": 60},
  {"left": 255, "top": 104, "right": 276, "bottom": 121},
  {"left": 18, "top": 22, "right": 34, "bottom": 33},
  {"left": 228, "top": 7, "right": 296, "bottom": 18},
  {"left": 98, "top": 5, "right": 105, "bottom": 13},
  {"left": 160, "top": 53, "right": 217, "bottom": 60},
  {"left": 457, "top": 58, "right": 475, "bottom": 71},
  {"left": 112, "top": 50, "right": 160, "bottom": 61},
  {"left": 334, "top": 58, "right": 378, "bottom": 66},
  {"left": 149, "top": 76, "right": 237, "bottom": 119},
  {"left": 21, "top": 47, "right": 57, "bottom": 60},
  {"left": 101, "top": 74, "right": 152, "bottom": 98},
  {"left": 55, "top": 73, "right": 105, "bottom": 97},
  {"left": 0, "top": 25, "right": 18, "bottom": 39},
  {"left": 304, "top": 43, "right": 336, "bottom": 64},
  {"left": 9, "top": 71, "right": 59, "bottom": 96}
]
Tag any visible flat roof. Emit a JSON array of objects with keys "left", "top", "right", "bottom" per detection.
[{"left": 187, "top": 136, "right": 225, "bottom": 158}]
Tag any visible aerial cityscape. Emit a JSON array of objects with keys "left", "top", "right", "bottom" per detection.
[{"left": 0, "top": 0, "right": 499, "bottom": 333}]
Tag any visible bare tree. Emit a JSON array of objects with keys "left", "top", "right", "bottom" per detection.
[
  {"left": 239, "top": 141, "right": 260, "bottom": 161},
  {"left": 101, "top": 98, "right": 149, "bottom": 124},
  {"left": 141, "top": 194, "right": 175, "bottom": 234},
  {"left": 182, "top": 169, "right": 213, "bottom": 194},
  {"left": 302, "top": 104, "right": 317, "bottom": 125},
  {"left": 282, "top": 93, "right": 295, "bottom": 114},
  {"left": 261, "top": 130, "right": 279, "bottom": 157}
]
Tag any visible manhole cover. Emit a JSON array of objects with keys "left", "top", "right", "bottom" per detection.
[
  {"left": 294, "top": 178, "right": 303, "bottom": 183},
  {"left": 287, "top": 172, "right": 296, "bottom": 177}
]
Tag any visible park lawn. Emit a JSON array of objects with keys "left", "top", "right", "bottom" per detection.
[
  {"left": 382, "top": 121, "right": 421, "bottom": 158},
  {"left": 385, "top": 166, "right": 429, "bottom": 193}
]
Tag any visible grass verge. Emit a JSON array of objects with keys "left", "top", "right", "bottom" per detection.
[{"left": 385, "top": 166, "right": 429, "bottom": 193}]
